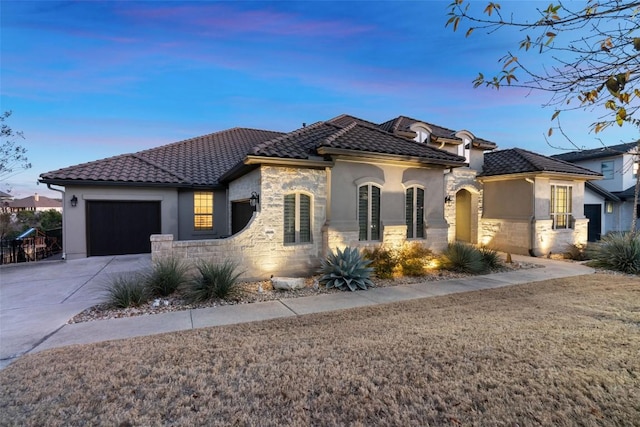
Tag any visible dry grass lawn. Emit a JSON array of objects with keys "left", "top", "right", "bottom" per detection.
[{"left": 1, "top": 274, "right": 639, "bottom": 426}]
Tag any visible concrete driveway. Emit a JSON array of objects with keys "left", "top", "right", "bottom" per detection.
[{"left": 0, "top": 254, "right": 151, "bottom": 368}]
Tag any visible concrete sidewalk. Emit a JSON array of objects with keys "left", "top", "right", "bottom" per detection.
[{"left": 26, "top": 255, "right": 594, "bottom": 359}]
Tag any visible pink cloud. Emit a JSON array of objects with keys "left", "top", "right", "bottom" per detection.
[{"left": 118, "top": 4, "right": 373, "bottom": 38}]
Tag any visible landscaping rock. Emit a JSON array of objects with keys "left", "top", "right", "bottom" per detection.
[{"left": 271, "top": 277, "right": 306, "bottom": 290}]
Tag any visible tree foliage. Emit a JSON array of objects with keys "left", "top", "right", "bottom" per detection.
[
  {"left": 446, "top": 1, "right": 640, "bottom": 139},
  {"left": 0, "top": 111, "right": 31, "bottom": 182}
]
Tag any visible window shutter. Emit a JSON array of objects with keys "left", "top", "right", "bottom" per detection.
[
  {"left": 406, "top": 188, "right": 414, "bottom": 238},
  {"left": 284, "top": 194, "right": 295, "bottom": 243},
  {"left": 299, "top": 194, "right": 311, "bottom": 243},
  {"left": 416, "top": 188, "right": 424, "bottom": 238},
  {"left": 371, "top": 186, "right": 381, "bottom": 241},
  {"left": 359, "top": 186, "right": 368, "bottom": 241}
]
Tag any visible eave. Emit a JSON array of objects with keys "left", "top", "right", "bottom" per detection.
[
  {"left": 477, "top": 171, "right": 603, "bottom": 182},
  {"left": 37, "top": 178, "right": 226, "bottom": 190},
  {"left": 316, "top": 147, "right": 465, "bottom": 168},
  {"left": 219, "top": 156, "right": 333, "bottom": 184}
]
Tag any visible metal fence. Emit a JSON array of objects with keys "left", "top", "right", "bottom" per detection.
[{"left": 0, "top": 228, "right": 63, "bottom": 265}]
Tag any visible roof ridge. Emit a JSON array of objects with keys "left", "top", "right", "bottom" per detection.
[
  {"left": 131, "top": 153, "right": 189, "bottom": 183},
  {"left": 252, "top": 121, "right": 331, "bottom": 154},
  {"left": 322, "top": 121, "right": 357, "bottom": 145}
]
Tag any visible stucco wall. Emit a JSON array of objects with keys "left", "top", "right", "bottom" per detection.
[
  {"left": 177, "top": 189, "right": 228, "bottom": 240},
  {"left": 62, "top": 185, "right": 178, "bottom": 260},
  {"left": 327, "top": 159, "right": 449, "bottom": 253},
  {"left": 483, "top": 179, "right": 533, "bottom": 219}
]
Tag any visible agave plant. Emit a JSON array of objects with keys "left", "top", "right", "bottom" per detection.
[{"left": 319, "top": 247, "right": 374, "bottom": 291}]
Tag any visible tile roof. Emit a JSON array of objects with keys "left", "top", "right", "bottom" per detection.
[
  {"left": 551, "top": 142, "right": 639, "bottom": 162},
  {"left": 378, "top": 115, "right": 497, "bottom": 149},
  {"left": 8, "top": 195, "right": 62, "bottom": 209},
  {"left": 327, "top": 114, "right": 380, "bottom": 128},
  {"left": 479, "top": 148, "right": 602, "bottom": 178},
  {"left": 253, "top": 120, "right": 466, "bottom": 165},
  {"left": 40, "top": 128, "right": 284, "bottom": 187}
]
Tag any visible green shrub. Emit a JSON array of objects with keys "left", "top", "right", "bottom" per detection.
[
  {"left": 440, "top": 242, "right": 486, "bottom": 274},
  {"left": 586, "top": 232, "right": 640, "bottom": 274},
  {"left": 183, "top": 260, "right": 244, "bottom": 303},
  {"left": 564, "top": 243, "right": 588, "bottom": 261},
  {"left": 319, "top": 247, "right": 374, "bottom": 291},
  {"left": 146, "top": 257, "right": 191, "bottom": 297},
  {"left": 104, "top": 274, "right": 149, "bottom": 308},
  {"left": 363, "top": 246, "right": 398, "bottom": 279},
  {"left": 479, "top": 246, "right": 502, "bottom": 270},
  {"left": 398, "top": 243, "right": 434, "bottom": 276}
]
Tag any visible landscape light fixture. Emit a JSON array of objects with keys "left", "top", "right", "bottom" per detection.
[
  {"left": 70, "top": 195, "right": 78, "bottom": 207},
  {"left": 249, "top": 191, "right": 260, "bottom": 209}
]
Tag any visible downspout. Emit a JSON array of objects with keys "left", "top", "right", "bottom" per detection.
[
  {"left": 525, "top": 178, "right": 536, "bottom": 257},
  {"left": 46, "top": 184, "right": 66, "bottom": 260}
]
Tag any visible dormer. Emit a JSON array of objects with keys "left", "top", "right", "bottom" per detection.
[
  {"left": 454, "top": 130, "right": 474, "bottom": 164},
  {"left": 409, "top": 122, "right": 432, "bottom": 144}
]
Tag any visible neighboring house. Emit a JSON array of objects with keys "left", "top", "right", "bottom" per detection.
[
  {"left": 0, "top": 190, "right": 13, "bottom": 212},
  {"left": 7, "top": 193, "right": 63, "bottom": 213},
  {"left": 478, "top": 148, "right": 601, "bottom": 255},
  {"left": 552, "top": 142, "right": 639, "bottom": 240},
  {"left": 40, "top": 114, "right": 601, "bottom": 278}
]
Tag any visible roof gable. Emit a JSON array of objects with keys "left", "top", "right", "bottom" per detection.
[{"left": 479, "top": 148, "right": 602, "bottom": 178}]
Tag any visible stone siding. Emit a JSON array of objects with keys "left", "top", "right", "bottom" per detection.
[
  {"left": 152, "top": 165, "right": 327, "bottom": 279},
  {"left": 445, "top": 168, "right": 482, "bottom": 243}
]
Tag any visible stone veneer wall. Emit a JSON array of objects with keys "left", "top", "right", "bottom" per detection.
[
  {"left": 480, "top": 217, "right": 589, "bottom": 256},
  {"left": 444, "top": 168, "right": 482, "bottom": 243},
  {"left": 152, "top": 165, "right": 327, "bottom": 280}
]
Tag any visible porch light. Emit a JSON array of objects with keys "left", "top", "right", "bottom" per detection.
[
  {"left": 249, "top": 191, "right": 260, "bottom": 208},
  {"left": 70, "top": 195, "right": 78, "bottom": 207}
]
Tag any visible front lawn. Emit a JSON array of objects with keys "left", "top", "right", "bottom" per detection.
[{"left": 1, "top": 274, "right": 639, "bottom": 425}]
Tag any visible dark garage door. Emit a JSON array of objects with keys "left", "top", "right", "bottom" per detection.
[
  {"left": 584, "top": 204, "right": 602, "bottom": 242},
  {"left": 87, "top": 201, "right": 161, "bottom": 256}
]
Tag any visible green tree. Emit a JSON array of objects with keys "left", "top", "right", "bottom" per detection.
[
  {"left": 0, "top": 111, "right": 31, "bottom": 184},
  {"left": 15, "top": 210, "right": 38, "bottom": 232},
  {"left": 39, "top": 209, "right": 62, "bottom": 231}
]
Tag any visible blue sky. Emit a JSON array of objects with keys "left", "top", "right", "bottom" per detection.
[{"left": 1, "top": 0, "right": 636, "bottom": 198}]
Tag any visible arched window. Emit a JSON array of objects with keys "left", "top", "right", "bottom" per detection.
[
  {"left": 405, "top": 186, "right": 425, "bottom": 238},
  {"left": 284, "top": 193, "right": 312, "bottom": 244},
  {"left": 358, "top": 184, "right": 381, "bottom": 241}
]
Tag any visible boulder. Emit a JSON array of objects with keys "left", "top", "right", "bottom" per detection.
[{"left": 271, "top": 277, "right": 306, "bottom": 290}]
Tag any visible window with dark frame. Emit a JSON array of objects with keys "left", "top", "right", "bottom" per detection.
[
  {"left": 284, "top": 193, "right": 311, "bottom": 244},
  {"left": 358, "top": 184, "right": 381, "bottom": 241},
  {"left": 405, "top": 187, "right": 425, "bottom": 239},
  {"left": 194, "top": 191, "right": 213, "bottom": 230}
]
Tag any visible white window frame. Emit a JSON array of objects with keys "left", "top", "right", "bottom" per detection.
[
  {"left": 551, "top": 185, "right": 573, "bottom": 230},
  {"left": 601, "top": 161, "right": 614, "bottom": 180}
]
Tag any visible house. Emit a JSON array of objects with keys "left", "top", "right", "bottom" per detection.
[
  {"left": 7, "top": 193, "right": 63, "bottom": 213},
  {"left": 39, "top": 114, "right": 601, "bottom": 278},
  {"left": 552, "top": 142, "right": 639, "bottom": 240}
]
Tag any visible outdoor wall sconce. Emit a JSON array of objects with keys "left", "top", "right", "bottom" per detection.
[
  {"left": 70, "top": 195, "right": 78, "bottom": 207},
  {"left": 249, "top": 191, "right": 260, "bottom": 209},
  {"left": 444, "top": 195, "right": 452, "bottom": 204}
]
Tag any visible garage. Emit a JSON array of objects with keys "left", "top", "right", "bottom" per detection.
[{"left": 86, "top": 201, "right": 161, "bottom": 256}]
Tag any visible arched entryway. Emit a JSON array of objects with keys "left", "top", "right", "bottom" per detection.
[{"left": 455, "top": 189, "right": 473, "bottom": 243}]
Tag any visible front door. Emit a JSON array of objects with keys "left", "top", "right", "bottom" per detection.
[
  {"left": 455, "top": 189, "right": 472, "bottom": 242},
  {"left": 584, "top": 204, "right": 602, "bottom": 242}
]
